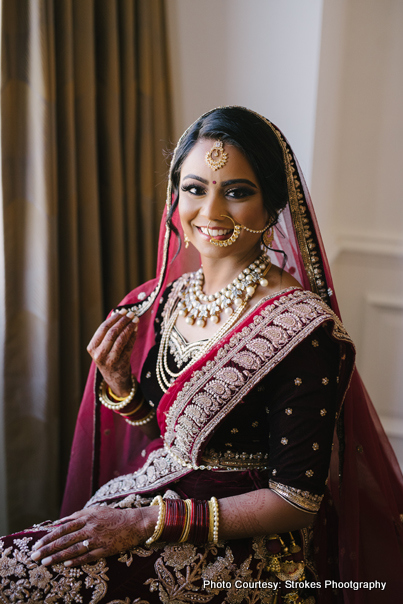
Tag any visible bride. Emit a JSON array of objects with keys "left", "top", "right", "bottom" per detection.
[{"left": 1, "top": 107, "right": 402, "bottom": 604}]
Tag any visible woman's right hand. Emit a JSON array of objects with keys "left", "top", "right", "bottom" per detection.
[{"left": 87, "top": 310, "right": 139, "bottom": 398}]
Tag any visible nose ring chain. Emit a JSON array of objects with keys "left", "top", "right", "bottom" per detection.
[{"left": 207, "top": 215, "right": 268, "bottom": 247}]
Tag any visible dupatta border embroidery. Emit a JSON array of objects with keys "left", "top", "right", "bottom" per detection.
[{"left": 86, "top": 290, "right": 352, "bottom": 506}]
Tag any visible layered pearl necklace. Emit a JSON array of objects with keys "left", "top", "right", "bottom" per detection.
[{"left": 177, "top": 253, "right": 271, "bottom": 328}]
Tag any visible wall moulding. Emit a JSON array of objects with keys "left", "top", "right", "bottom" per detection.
[
  {"left": 366, "top": 294, "right": 403, "bottom": 312},
  {"left": 332, "top": 231, "right": 403, "bottom": 260}
]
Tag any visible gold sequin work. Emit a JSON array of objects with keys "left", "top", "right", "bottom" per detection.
[
  {"left": 285, "top": 408, "right": 293, "bottom": 415},
  {"left": 312, "top": 339, "right": 319, "bottom": 347},
  {"left": 306, "top": 470, "right": 314, "bottom": 478},
  {"left": 322, "top": 377, "right": 329, "bottom": 385},
  {"left": 312, "top": 443, "right": 319, "bottom": 451},
  {"left": 320, "top": 409, "right": 327, "bottom": 416},
  {"left": 252, "top": 421, "right": 259, "bottom": 428},
  {"left": 281, "top": 437, "right": 288, "bottom": 445},
  {"left": 231, "top": 428, "right": 239, "bottom": 434},
  {"left": 294, "top": 378, "right": 302, "bottom": 386}
]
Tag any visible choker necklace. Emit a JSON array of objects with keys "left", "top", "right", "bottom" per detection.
[{"left": 177, "top": 253, "right": 271, "bottom": 328}]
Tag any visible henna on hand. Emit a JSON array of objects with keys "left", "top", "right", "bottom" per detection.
[
  {"left": 87, "top": 311, "right": 139, "bottom": 397},
  {"left": 30, "top": 506, "right": 157, "bottom": 567}
]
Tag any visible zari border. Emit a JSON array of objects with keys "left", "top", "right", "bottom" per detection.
[{"left": 269, "top": 480, "right": 323, "bottom": 513}]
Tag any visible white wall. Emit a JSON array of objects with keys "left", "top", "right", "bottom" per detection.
[
  {"left": 167, "top": 0, "right": 323, "bottom": 183},
  {"left": 312, "top": 0, "right": 403, "bottom": 466}
]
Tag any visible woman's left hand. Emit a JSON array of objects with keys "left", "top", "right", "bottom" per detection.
[{"left": 30, "top": 506, "right": 155, "bottom": 567}]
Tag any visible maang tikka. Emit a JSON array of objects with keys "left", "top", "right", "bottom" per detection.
[{"left": 205, "top": 141, "right": 228, "bottom": 171}]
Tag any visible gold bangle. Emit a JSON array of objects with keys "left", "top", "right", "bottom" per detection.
[
  {"left": 145, "top": 496, "right": 166, "bottom": 546},
  {"left": 179, "top": 499, "right": 192, "bottom": 543},
  {"left": 107, "top": 385, "right": 128, "bottom": 402},
  {"left": 119, "top": 396, "right": 145, "bottom": 416},
  {"left": 125, "top": 408, "right": 156, "bottom": 426}
]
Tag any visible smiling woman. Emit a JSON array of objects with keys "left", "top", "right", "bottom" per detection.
[{"left": 0, "top": 107, "right": 402, "bottom": 604}]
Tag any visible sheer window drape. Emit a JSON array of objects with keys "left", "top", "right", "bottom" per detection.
[{"left": 0, "top": 0, "right": 171, "bottom": 532}]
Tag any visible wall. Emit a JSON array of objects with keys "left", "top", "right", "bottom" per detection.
[
  {"left": 312, "top": 0, "right": 403, "bottom": 466},
  {"left": 166, "top": 0, "right": 324, "bottom": 183}
]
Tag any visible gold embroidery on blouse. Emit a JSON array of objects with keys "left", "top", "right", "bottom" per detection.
[
  {"left": 281, "top": 437, "right": 288, "bottom": 445},
  {"left": 200, "top": 448, "right": 269, "bottom": 470},
  {"left": 322, "top": 377, "right": 329, "bottom": 385},
  {"left": 285, "top": 408, "right": 293, "bottom": 415},
  {"left": 294, "top": 378, "right": 302, "bottom": 386},
  {"left": 272, "top": 469, "right": 277, "bottom": 476},
  {"left": 312, "top": 443, "right": 319, "bottom": 451},
  {"left": 305, "top": 470, "right": 314, "bottom": 478},
  {"left": 312, "top": 339, "right": 319, "bottom": 347},
  {"left": 252, "top": 421, "right": 259, "bottom": 428},
  {"left": 231, "top": 428, "right": 239, "bottom": 434},
  {"left": 320, "top": 409, "right": 327, "bottom": 416},
  {"left": 269, "top": 480, "right": 323, "bottom": 512}
]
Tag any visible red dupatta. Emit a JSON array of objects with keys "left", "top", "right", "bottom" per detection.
[{"left": 62, "top": 108, "right": 403, "bottom": 603}]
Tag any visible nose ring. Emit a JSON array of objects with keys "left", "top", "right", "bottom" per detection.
[{"left": 207, "top": 215, "right": 241, "bottom": 247}]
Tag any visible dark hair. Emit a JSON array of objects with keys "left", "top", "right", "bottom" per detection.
[{"left": 166, "top": 107, "right": 289, "bottom": 242}]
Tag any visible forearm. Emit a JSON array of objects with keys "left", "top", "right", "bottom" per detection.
[
  {"left": 218, "top": 488, "right": 314, "bottom": 540},
  {"left": 141, "top": 488, "right": 315, "bottom": 545}
]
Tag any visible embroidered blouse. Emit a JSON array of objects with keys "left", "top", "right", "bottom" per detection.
[{"left": 140, "top": 286, "right": 340, "bottom": 513}]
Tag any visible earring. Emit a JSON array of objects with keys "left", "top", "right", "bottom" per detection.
[
  {"left": 263, "top": 227, "right": 274, "bottom": 248},
  {"left": 184, "top": 234, "right": 190, "bottom": 249},
  {"left": 207, "top": 215, "right": 241, "bottom": 247}
]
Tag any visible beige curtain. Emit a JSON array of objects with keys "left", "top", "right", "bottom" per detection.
[{"left": 0, "top": 0, "right": 171, "bottom": 532}]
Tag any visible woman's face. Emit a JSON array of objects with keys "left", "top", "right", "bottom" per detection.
[{"left": 178, "top": 139, "right": 269, "bottom": 259}]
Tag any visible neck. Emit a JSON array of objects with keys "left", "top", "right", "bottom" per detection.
[{"left": 201, "top": 246, "right": 263, "bottom": 294}]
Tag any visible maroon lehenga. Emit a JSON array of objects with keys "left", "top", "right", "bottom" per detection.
[{"left": 1, "top": 109, "right": 402, "bottom": 604}]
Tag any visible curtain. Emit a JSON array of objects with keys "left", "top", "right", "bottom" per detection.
[{"left": 0, "top": 0, "right": 172, "bottom": 533}]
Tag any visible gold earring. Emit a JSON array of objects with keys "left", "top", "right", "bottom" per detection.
[
  {"left": 263, "top": 227, "right": 274, "bottom": 248},
  {"left": 184, "top": 234, "right": 190, "bottom": 249},
  {"left": 207, "top": 215, "right": 241, "bottom": 247}
]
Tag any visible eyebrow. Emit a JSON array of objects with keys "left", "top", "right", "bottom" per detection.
[{"left": 182, "top": 175, "right": 257, "bottom": 188}]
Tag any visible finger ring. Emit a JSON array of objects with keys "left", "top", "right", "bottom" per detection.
[{"left": 82, "top": 539, "right": 90, "bottom": 551}]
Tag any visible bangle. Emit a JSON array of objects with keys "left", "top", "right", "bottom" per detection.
[
  {"left": 179, "top": 499, "right": 192, "bottom": 543},
  {"left": 208, "top": 497, "right": 219, "bottom": 543},
  {"left": 119, "top": 396, "right": 145, "bottom": 416},
  {"left": 125, "top": 408, "right": 156, "bottom": 426},
  {"left": 99, "top": 375, "right": 137, "bottom": 410},
  {"left": 160, "top": 499, "right": 186, "bottom": 543},
  {"left": 145, "top": 496, "right": 166, "bottom": 546}
]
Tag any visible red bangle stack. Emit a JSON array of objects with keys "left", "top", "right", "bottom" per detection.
[
  {"left": 157, "top": 499, "right": 211, "bottom": 545},
  {"left": 159, "top": 499, "right": 186, "bottom": 543}
]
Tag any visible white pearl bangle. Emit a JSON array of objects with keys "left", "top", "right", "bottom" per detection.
[
  {"left": 145, "top": 496, "right": 166, "bottom": 546},
  {"left": 98, "top": 374, "right": 137, "bottom": 410}
]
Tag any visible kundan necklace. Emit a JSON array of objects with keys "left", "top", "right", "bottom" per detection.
[
  {"left": 177, "top": 253, "right": 271, "bottom": 328},
  {"left": 155, "top": 253, "right": 272, "bottom": 393}
]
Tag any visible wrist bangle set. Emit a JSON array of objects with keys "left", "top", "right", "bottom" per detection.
[
  {"left": 99, "top": 375, "right": 156, "bottom": 426},
  {"left": 145, "top": 496, "right": 219, "bottom": 546}
]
